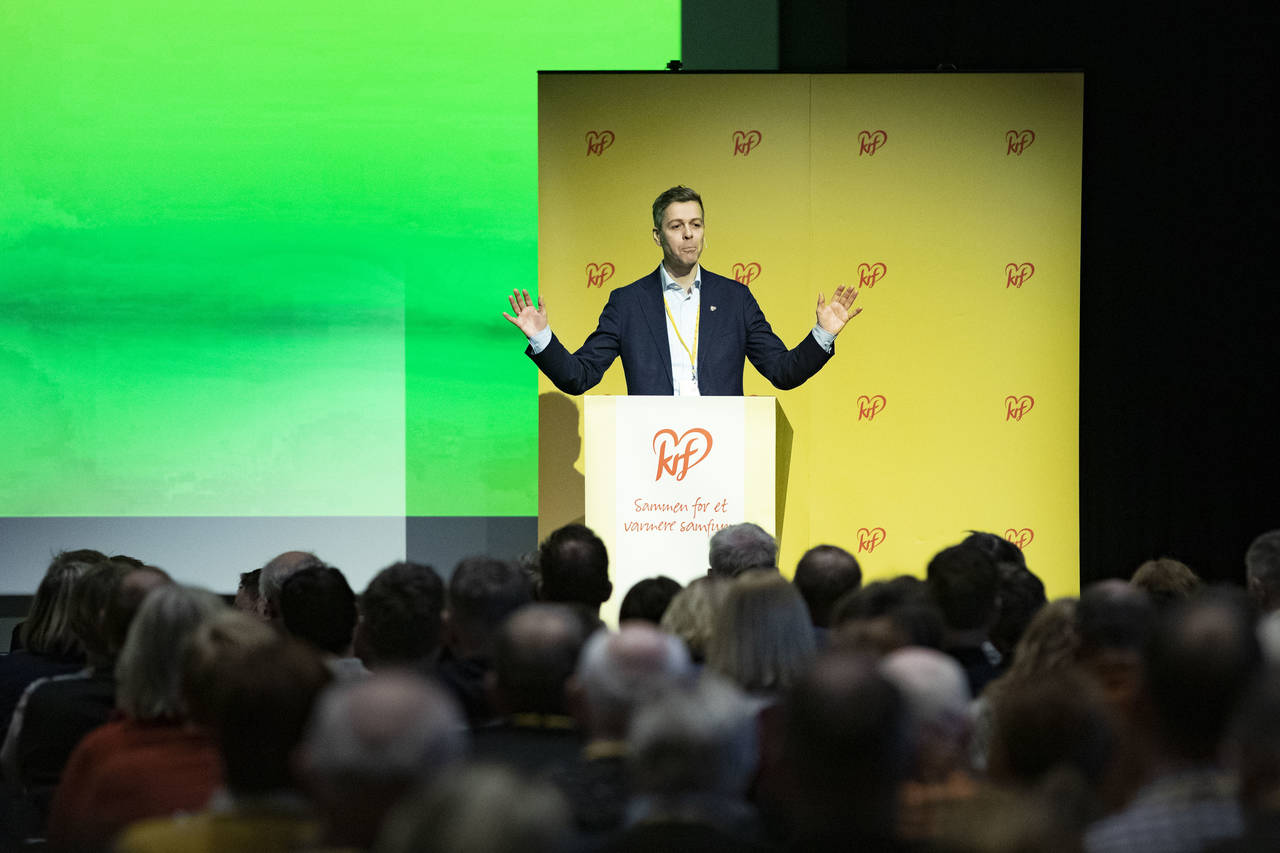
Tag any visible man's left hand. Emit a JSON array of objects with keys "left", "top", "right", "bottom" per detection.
[{"left": 815, "top": 285, "right": 862, "bottom": 335}]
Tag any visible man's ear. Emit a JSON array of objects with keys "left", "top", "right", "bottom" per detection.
[{"left": 652, "top": 228, "right": 661, "bottom": 248}]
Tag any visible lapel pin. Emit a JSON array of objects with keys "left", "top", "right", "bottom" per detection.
[{"left": 710, "top": 305, "right": 717, "bottom": 311}]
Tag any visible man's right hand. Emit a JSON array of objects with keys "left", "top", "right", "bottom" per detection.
[{"left": 503, "top": 289, "right": 549, "bottom": 338}]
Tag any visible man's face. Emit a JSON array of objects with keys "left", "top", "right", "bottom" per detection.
[{"left": 652, "top": 200, "right": 705, "bottom": 271}]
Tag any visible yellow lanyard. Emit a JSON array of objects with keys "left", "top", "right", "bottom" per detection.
[{"left": 663, "top": 290, "right": 700, "bottom": 381}]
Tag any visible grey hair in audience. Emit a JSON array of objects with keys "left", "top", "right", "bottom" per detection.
[
  {"left": 708, "top": 522, "right": 778, "bottom": 578},
  {"left": 1246, "top": 529, "right": 1280, "bottom": 611},
  {"left": 302, "top": 671, "right": 465, "bottom": 792},
  {"left": 576, "top": 624, "right": 693, "bottom": 737},
  {"left": 376, "top": 763, "right": 570, "bottom": 853},
  {"left": 258, "top": 550, "right": 326, "bottom": 617},
  {"left": 115, "top": 584, "right": 225, "bottom": 720},
  {"left": 628, "top": 673, "right": 759, "bottom": 797}
]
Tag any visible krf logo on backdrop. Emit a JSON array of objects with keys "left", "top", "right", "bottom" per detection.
[
  {"left": 585, "top": 263, "right": 614, "bottom": 289},
  {"left": 732, "top": 262, "right": 762, "bottom": 286},
  {"left": 858, "top": 129, "right": 887, "bottom": 156},
  {"left": 732, "top": 130, "right": 762, "bottom": 156},
  {"left": 585, "top": 130, "right": 614, "bottom": 156}
]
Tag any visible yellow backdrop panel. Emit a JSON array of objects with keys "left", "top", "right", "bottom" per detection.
[{"left": 537, "top": 73, "right": 1082, "bottom": 597}]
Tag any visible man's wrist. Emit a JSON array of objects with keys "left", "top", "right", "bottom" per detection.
[
  {"left": 528, "top": 326, "right": 552, "bottom": 354},
  {"left": 811, "top": 324, "right": 835, "bottom": 354}
]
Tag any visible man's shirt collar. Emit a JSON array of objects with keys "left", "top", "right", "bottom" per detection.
[{"left": 659, "top": 263, "right": 701, "bottom": 293}]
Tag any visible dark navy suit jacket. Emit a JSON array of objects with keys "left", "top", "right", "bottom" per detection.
[{"left": 529, "top": 266, "right": 833, "bottom": 396}]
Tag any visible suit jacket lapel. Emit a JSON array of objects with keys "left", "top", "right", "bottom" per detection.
[
  {"left": 696, "top": 271, "right": 719, "bottom": 384},
  {"left": 640, "top": 268, "right": 673, "bottom": 390}
]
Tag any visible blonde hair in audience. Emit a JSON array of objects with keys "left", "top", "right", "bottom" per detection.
[
  {"left": 659, "top": 576, "right": 730, "bottom": 661},
  {"left": 706, "top": 571, "right": 816, "bottom": 693}
]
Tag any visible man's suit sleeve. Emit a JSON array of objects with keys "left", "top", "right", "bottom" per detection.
[
  {"left": 741, "top": 287, "right": 834, "bottom": 391},
  {"left": 527, "top": 291, "right": 624, "bottom": 395}
]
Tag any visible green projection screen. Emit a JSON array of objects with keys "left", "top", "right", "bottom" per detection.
[{"left": 0, "top": 1, "right": 678, "bottom": 592}]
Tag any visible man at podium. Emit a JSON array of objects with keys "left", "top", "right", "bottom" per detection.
[{"left": 505, "top": 186, "right": 861, "bottom": 396}]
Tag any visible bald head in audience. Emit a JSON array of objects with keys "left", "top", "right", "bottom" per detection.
[
  {"left": 573, "top": 623, "right": 693, "bottom": 741},
  {"left": 299, "top": 672, "right": 465, "bottom": 849}
]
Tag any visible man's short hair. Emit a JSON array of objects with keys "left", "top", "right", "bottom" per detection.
[
  {"left": 259, "top": 551, "right": 326, "bottom": 614},
  {"left": 927, "top": 544, "right": 1000, "bottom": 631},
  {"left": 302, "top": 672, "right": 465, "bottom": 797},
  {"left": 1130, "top": 557, "right": 1201, "bottom": 609},
  {"left": 794, "top": 545, "right": 862, "bottom": 628},
  {"left": 281, "top": 565, "right": 358, "bottom": 656},
  {"left": 357, "top": 562, "right": 445, "bottom": 667},
  {"left": 707, "top": 523, "right": 777, "bottom": 578},
  {"left": 448, "top": 556, "right": 533, "bottom": 637},
  {"left": 577, "top": 624, "right": 693, "bottom": 736},
  {"left": 619, "top": 576, "right": 682, "bottom": 625},
  {"left": 103, "top": 565, "right": 173, "bottom": 655},
  {"left": 1247, "top": 530, "right": 1280, "bottom": 589},
  {"left": 492, "top": 603, "right": 588, "bottom": 714},
  {"left": 628, "top": 673, "right": 758, "bottom": 797},
  {"left": 1075, "top": 580, "right": 1154, "bottom": 656},
  {"left": 537, "top": 524, "right": 611, "bottom": 608},
  {"left": 990, "top": 564, "right": 1047, "bottom": 663},
  {"left": 238, "top": 568, "right": 262, "bottom": 602},
  {"left": 651, "top": 185, "right": 703, "bottom": 230}
]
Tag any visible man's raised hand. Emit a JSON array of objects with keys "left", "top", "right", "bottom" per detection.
[
  {"left": 815, "top": 284, "right": 862, "bottom": 336},
  {"left": 503, "top": 289, "right": 549, "bottom": 338}
]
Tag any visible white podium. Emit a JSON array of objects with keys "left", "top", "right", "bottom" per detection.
[{"left": 584, "top": 396, "right": 787, "bottom": 627}]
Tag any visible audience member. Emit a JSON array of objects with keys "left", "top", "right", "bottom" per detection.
[
  {"left": 608, "top": 673, "right": 769, "bottom": 852},
  {"left": 537, "top": 523, "right": 612, "bottom": 615},
  {"left": 438, "top": 556, "right": 533, "bottom": 725},
  {"left": 971, "top": 597, "right": 1080, "bottom": 771},
  {"left": 297, "top": 671, "right": 466, "bottom": 849},
  {"left": 778, "top": 649, "right": 911, "bottom": 851},
  {"left": 1131, "top": 557, "right": 1202, "bottom": 609},
  {"left": 1, "top": 552, "right": 96, "bottom": 735},
  {"left": 793, "top": 544, "right": 861, "bottom": 630},
  {"left": 707, "top": 571, "right": 816, "bottom": 697},
  {"left": 279, "top": 564, "right": 366, "bottom": 680},
  {"left": 471, "top": 603, "right": 588, "bottom": 775},
  {"left": 256, "top": 550, "right": 326, "bottom": 625},
  {"left": 233, "top": 567, "right": 261, "bottom": 614},
  {"left": 5, "top": 550, "right": 107, "bottom": 653},
  {"left": 659, "top": 576, "right": 731, "bottom": 663},
  {"left": 989, "top": 563, "right": 1047, "bottom": 667},
  {"left": 47, "top": 584, "right": 226, "bottom": 852},
  {"left": 354, "top": 561, "right": 445, "bottom": 670},
  {"left": 1, "top": 560, "right": 131, "bottom": 833},
  {"left": 927, "top": 544, "right": 1004, "bottom": 696},
  {"left": 1217, "top": 666, "right": 1280, "bottom": 852},
  {"left": 986, "top": 668, "right": 1113, "bottom": 831},
  {"left": 880, "top": 647, "right": 976, "bottom": 844},
  {"left": 554, "top": 624, "right": 693, "bottom": 835},
  {"left": 1084, "top": 588, "right": 1262, "bottom": 853},
  {"left": 1245, "top": 530, "right": 1280, "bottom": 613},
  {"left": 1246, "top": 530, "right": 1280, "bottom": 663},
  {"left": 707, "top": 522, "right": 778, "bottom": 578},
  {"left": 619, "top": 575, "right": 682, "bottom": 626},
  {"left": 376, "top": 764, "right": 571, "bottom": 853},
  {"left": 955, "top": 531, "right": 1037, "bottom": 669},
  {"left": 115, "top": 631, "right": 332, "bottom": 853},
  {"left": 830, "top": 575, "right": 945, "bottom": 657}
]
